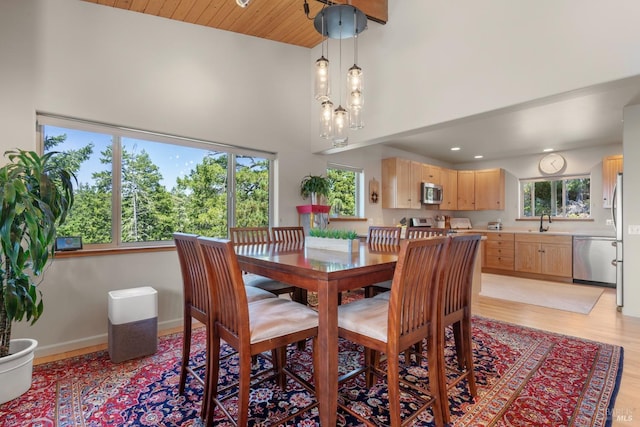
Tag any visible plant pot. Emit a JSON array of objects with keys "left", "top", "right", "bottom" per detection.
[
  {"left": 0, "top": 338, "right": 38, "bottom": 404},
  {"left": 305, "top": 236, "right": 359, "bottom": 252}
]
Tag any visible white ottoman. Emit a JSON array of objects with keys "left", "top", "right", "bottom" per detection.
[{"left": 108, "top": 286, "right": 158, "bottom": 363}]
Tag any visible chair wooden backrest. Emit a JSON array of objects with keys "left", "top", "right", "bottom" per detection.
[
  {"left": 196, "top": 237, "right": 250, "bottom": 349},
  {"left": 271, "top": 226, "right": 305, "bottom": 243},
  {"left": 367, "top": 226, "right": 402, "bottom": 245},
  {"left": 173, "top": 232, "right": 211, "bottom": 324},
  {"left": 229, "top": 227, "right": 271, "bottom": 245},
  {"left": 442, "top": 234, "right": 481, "bottom": 320},
  {"left": 406, "top": 227, "right": 449, "bottom": 239},
  {"left": 387, "top": 236, "right": 450, "bottom": 350}
]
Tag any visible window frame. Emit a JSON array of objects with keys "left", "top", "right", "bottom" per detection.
[
  {"left": 37, "top": 113, "right": 276, "bottom": 248},
  {"left": 326, "top": 162, "right": 365, "bottom": 218},
  {"left": 519, "top": 173, "right": 591, "bottom": 219}
]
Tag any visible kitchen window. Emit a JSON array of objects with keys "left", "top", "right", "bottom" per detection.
[
  {"left": 327, "top": 163, "right": 364, "bottom": 217},
  {"left": 520, "top": 175, "right": 590, "bottom": 218},
  {"left": 38, "top": 114, "right": 275, "bottom": 248}
]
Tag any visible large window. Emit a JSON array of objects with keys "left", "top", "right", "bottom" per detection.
[
  {"left": 520, "top": 175, "right": 590, "bottom": 218},
  {"left": 39, "top": 115, "right": 274, "bottom": 247},
  {"left": 327, "top": 163, "right": 364, "bottom": 217}
]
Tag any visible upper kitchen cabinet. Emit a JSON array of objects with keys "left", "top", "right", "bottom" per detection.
[
  {"left": 475, "top": 168, "right": 505, "bottom": 210},
  {"left": 382, "top": 157, "right": 422, "bottom": 209},
  {"left": 422, "top": 164, "right": 441, "bottom": 185},
  {"left": 602, "top": 155, "right": 623, "bottom": 208},
  {"left": 457, "top": 168, "right": 505, "bottom": 211},
  {"left": 457, "top": 170, "right": 476, "bottom": 210},
  {"left": 440, "top": 168, "right": 458, "bottom": 210}
]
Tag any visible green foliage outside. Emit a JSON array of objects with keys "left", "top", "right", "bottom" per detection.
[
  {"left": 327, "top": 168, "right": 356, "bottom": 216},
  {"left": 46, "top": 134, "right": 270, "bottom": 244},
  {"left": 522, "top": 177, "right": 590, "bottom": 218}
]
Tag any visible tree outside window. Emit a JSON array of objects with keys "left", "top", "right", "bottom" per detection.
[
  {"left": 327, "top": 164, "right": 363, "bottom": 217},
  {"left": 521, "top": 176, "right": 590, "bottom": 218}
]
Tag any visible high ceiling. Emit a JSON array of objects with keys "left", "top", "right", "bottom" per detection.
[
  {"left": 82, "top": 0, "right": 638, "bottom": 164},
  {"left": 81, "top": 0, "right": 387, "bottom": 49}
]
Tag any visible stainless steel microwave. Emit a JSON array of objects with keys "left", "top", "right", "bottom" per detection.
[{"left": 421, "top": 182, "right": 443, "bottom": 205}]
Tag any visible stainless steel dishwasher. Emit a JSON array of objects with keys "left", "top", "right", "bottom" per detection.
[{"left": 572, "top": 236, "right": 616, "bottom": 287}]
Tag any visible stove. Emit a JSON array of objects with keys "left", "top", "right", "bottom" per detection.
[{"left": 410, "top": 217, "right": 435, "bottom": 227}]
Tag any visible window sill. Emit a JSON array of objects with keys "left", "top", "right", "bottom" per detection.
[
  {"left": 54, "top": 245, "right": 175, "bottom": 258},
  {"left": 329, "top": 217, "right": 368, "bottom": 222}
]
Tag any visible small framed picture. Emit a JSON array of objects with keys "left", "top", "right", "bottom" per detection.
[{"left": 55, "top": 236, "right": 83, "bottom": 251}]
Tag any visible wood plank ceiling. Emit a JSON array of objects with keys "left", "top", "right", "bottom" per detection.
[{"left": 81, "top": 0, "right": 388, "bottom": 48}]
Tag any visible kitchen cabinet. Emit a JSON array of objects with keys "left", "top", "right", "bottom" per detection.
[
  {"left": 457, "top": 170, "right": 475, "bottom": 210},
  {"left": 484, "top": 232, "right": 514, "bottom": 271},
  {"left": 475, "top": 168, "right": 505, "bottom": 210},
  {"left": 440, "top": 168, "right": 458, "bottom": 210},
  {"left": 422, "top": 164, "right": 441, "bottom": 185},
  {"left": 457, "top": 168, "right": 505, "bottom": 211},
  {"left": 382, "top": 157, "right": 422, "bottom": 209},
  {"left": 602, "top": 155, "right": 623, "bottom": 208},
  {"left": 514, "top": 234, "right": 572, "bottom": 278}
]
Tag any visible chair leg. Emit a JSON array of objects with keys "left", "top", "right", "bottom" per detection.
[
  {"left": 237, "top": 350, "right": 252, "bottom": 427},
  {"left": 179, "top": 316, "right": 192, "bottom": 395},
  {"left": 272, "top": 347, "right": 287, "bottom": 390},
  {"left": 205, "top": 334, "right": 221, "bottom": 427},
  {"left": 365, "top": 348, "right": 376, "bottom": 387},
  {"left": 452, "top": 322, "right": 465, "bottom": 370},
  {"left": 461, "top": 318, "right": 477, "bottom": 397},
  {"left": 386, "top": 351, "right": 402, "bottom": 426},
  {"left": 428, "top": 332, "right": 447, "bottom": 426}
]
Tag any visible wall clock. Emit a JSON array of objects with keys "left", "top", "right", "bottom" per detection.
[{"left": 539, "top": 153, "right": 566, "bottom": 174}]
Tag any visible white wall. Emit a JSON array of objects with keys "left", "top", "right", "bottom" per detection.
[
  {"left": 3, "top": 0, "right": 640, "bottom": 356},
  {"left": 310, "top": 0, "right": 640, "bottom": 153}
]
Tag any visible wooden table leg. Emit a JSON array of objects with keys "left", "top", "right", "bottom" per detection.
[{"left": 315, "top": 280, "right": 338, "bottom": 426}]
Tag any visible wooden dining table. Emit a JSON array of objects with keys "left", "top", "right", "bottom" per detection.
[{"left": 235, "top": 241, "right": 399, "bottom": 426}]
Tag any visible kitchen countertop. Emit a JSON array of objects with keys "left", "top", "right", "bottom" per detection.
[{"left": 455, "top": 228, "right": 615, "bottom": 238}]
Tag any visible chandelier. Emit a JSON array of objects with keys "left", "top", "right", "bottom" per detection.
[{"left": 313, "top": 4, "right": 367, "bottom": 147}]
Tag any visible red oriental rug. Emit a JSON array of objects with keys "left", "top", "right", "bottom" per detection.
[{"left": 0, "top": 316, "right": 622, "bottom": 426}]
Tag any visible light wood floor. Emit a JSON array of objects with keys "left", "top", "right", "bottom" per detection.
[{"left": 35, "top": 281, "right": 639, "bottom": 426}]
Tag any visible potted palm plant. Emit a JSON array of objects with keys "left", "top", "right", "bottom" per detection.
[
  {"left": 0, "top": 149, "right": 74, "bottom": 404},
  {"left": 300, "top": 174, "right": 331, "bottom": 205}
]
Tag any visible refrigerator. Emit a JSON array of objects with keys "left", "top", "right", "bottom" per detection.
[{"left": 612, "top": 172, "right": 623, "bottom": 309}]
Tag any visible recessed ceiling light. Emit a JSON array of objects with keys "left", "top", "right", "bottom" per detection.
[
  {"left": 474, "top": 155, "right": 483, "bottom": 159},
  {"left": 543, "top": 148, "right": 554, "bottom": 152},
  {"left": 451, "top": 147, "right": 461, "bottom": 151}
]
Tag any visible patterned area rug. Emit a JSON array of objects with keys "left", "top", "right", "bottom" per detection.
[{"left": 0, "top": 316, "right": 622, "bottom": 427}]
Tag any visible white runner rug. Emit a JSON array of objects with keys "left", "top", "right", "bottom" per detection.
[{"left": 479, "top": 273, "right": 604, "bottom": 314}]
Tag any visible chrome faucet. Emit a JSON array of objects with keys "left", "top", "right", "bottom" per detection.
[{"left": 539, "top": 214, "right": 552, "bottom": 232}]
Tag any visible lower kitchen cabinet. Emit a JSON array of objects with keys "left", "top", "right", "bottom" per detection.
[
  {"left": 484, "top": 232, "right": 514, "bottom": 271},
  {"left": 514, "top": 234, "right": 572, "bottom": 278}
]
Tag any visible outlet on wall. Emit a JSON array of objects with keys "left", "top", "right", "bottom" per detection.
[
  {"left": 606, "top": 219, "right": 613, "bottom": 226},
  {"left": 629, "top": 225, "right": 640, "bottom": 235}
]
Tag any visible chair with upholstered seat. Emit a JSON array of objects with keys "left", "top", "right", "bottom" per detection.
[
  {"left": 229, "top": 227, "right": 298, "bottom": 296},
  {"left": 196, "top": 237, "right": 319, "bottom": 426},
  {"left": 363, "top": 226, "right": 402, "bottom": 298},
  {"left": 437, "top": 233, "right": 482, "bottom": 423},
  {"left": 337, "top": 237, "right": 450, "bottom": 427},
  {"left": 173, "top": 233, "right": 277, "bottom": 425}
]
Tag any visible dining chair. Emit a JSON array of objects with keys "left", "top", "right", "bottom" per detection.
[
  {"left": 337, "top": 236, "right": 450, "bottom": 427},
  {"left": 437, "top": 233, "right": 482, "bottom": 423},
  {"left": 271, "top": 226, "right": 305, "bottom": 244},
  {"left": 406, "top": 227, "right": 450, "bottom": 239},
  {"left": 366, "top": 225, "right": 402, "bottom": 246},
  {"left": 271, "top": 226, "right": 309, "bottom": 310},
  {"left": 196, "top": 237, "right": 319, "bottom": 426},
  {"left": 173, "top": 233, "right": 278, "bottom": 425},
  {"left": 229, "top": 227, "right": 298, "bottom": 296},
  {"left": 363, "top": 226, "right": 403, "bottom": 298}
]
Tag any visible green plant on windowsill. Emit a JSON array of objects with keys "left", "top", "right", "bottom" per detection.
[{"left": 309, "top": 229, "right": 358, "bottom": 240}]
